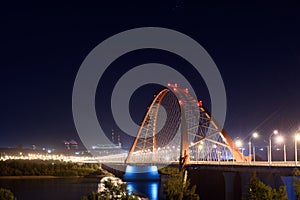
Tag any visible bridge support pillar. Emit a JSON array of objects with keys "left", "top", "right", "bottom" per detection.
[
  {"left": 239, "top": 172, "right": 253, "bottom": 197},
  {"left": 281, "top": 176, "right": 297, "bottom": 200},
  {"left": 223, "top": 172, "right": 240, "bottom": 200}
]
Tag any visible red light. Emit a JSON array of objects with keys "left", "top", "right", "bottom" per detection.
[
  {"left": 173, "top": 88, "right": 177, "bottom": 91},
  {"left": 198, "top": 101, "right": 202, "bottom": 107},
  {"left": 175, "top": 83, "right": 178, "bottom": 87},
  {"left": 179, "top": 100, "right": 183, "bottom": 105},
  {"left": 167, "top": 83, "right": 171, "bottom": 86}
]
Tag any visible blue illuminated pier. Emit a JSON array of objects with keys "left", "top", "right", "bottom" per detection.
[{"left": 123, "top": 165, "right": 160, "bottom": 181}]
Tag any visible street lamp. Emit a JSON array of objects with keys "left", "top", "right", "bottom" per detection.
[
  {"left": 269, "top": 130, "right": 278, "bottom": 164},
  {"left": 248, "top": 132, "right": 259, "bottom": 163},
  {"left": 295, "top": 133, "right": 300, "bottom": 165},
  {"left": 235, "top": 139, "right": 243, "bottom": 161},
  {"left": 276, "top": 135, "right": 286, "bottom": 163},
  {"left": 235, "top": 140, "right": 243, "bottom": 148}
]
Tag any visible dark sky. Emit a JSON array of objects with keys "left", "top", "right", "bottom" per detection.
[{"left": 1, "top": 1, "right": 300, "bottom": 150}]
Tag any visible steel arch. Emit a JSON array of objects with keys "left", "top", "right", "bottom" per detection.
[{"left": 126, "top": 85, "right": 249, "bottom": 164}]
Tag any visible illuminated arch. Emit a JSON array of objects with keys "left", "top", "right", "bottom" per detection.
[{"left": 126, "top": 85, "right": 249, "bottom": 164}]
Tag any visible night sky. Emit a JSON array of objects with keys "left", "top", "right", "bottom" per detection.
[{"left": 1, "top": 2, "right": 300, "bottom": 150}]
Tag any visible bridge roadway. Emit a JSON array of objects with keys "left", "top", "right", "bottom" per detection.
[
  {"left": 97, "top": 159, "right": 300, "bottom": 167},
  {"left": 189, "top": 160, "right": 300, "bottom": 167}
]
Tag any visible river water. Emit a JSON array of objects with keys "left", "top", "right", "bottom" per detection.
[{"left": 0, "top": 178, "right": 162, "bottom": 200}]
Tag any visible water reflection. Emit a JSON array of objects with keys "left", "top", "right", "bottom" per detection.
[
  {"left": 127, "top": 181, "right": 159, "bottom": 200},
  {"left": 0, "top": 178, "right": 98, "bottom": 200}
]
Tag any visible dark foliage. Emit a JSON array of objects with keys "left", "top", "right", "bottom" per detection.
[
  {"left": 0, "top": 160, "right": 99, "bottom": 176},
  {"left": 0, "top": 188, "right": 16, "bottom": 200}
]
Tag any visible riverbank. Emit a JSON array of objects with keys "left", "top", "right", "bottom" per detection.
[
  {"left": 0, "top": 160, "right": 101, "bottom": 177},
  {"left": 0, "top": 175, "right": 84, "bottom": 179}
]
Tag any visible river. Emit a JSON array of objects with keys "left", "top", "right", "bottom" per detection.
[{"left": 0, "top": 178, "right": 162, "bottom": 200}]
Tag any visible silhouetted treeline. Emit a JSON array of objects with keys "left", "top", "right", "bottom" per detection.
[
  {"left": 0, "top": 188, "right": 16, "bottom": 200},
  {"left": 0, "top": 160, "right": 99, "bottom": 176}
]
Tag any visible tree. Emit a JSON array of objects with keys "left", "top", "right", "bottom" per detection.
[
  {"left": 245, "top": 172, "right": 272, "bottom": 200},
  {"left": 82, "top": 179, "right": 139, "bottom": 200},
  {"left": 293, "top": 168, "right": 300, "bottom": 200},
  {"left": 0, "top": 188, "right": 16, "bottom": 200},
  {"left": 272, "top": 186, "right": 288, "bottom": 200},
  {"left": 245, "top": 172, "right": 287, "bottom": 200},
  {"left": 163, "top": 169, "right": 200, "bottom": 200}
]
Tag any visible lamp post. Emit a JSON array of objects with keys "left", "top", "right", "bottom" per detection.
[
  {"left": 197, "top": 144, "right": 203, "bottom": 162},
  {"left": 253, "top": 144, "right": 256, "bottom": 162},
  {"left": 248, "top": 132, "right": 259, "bottom": 164},
  {"left": 269, "top": 130, "right": 278, "bottom": 165},
  {"left": 276, "top": 135, "right": 286, "bottom": 163},
  {"left": 295, "top": 133, "right": 300, "bottom": 165}
]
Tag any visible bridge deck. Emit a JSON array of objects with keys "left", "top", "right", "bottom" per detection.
[{"left": 100, "top": 160, "right": 300, "bottom": 167}]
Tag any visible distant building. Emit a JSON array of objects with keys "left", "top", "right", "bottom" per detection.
[
  {"left": 91, "top": 143, "right": 126, "bottom": 156},
  {"left": 63, "top": 139, "right": 78, "bottom": 150}
]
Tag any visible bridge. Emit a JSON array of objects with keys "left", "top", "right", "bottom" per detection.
[
  {"left": 89, "top": 84, "right": 300, "bottom": 171},
  {"left": 71, "top": 84, "right": 300, "bottom": 176},
  {"left": 124, "top": 84, "right": 249, "bottom": 166},
  {"left": 94, "top": 84, "right": 300, "bottom": 167},
  {"left": 93, "top": 84, "right": 300, "bottom": 199}
]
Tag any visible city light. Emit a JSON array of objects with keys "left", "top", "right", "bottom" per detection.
[{"left": 0, "top": 153, "right": 97, "bottom": 163}]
